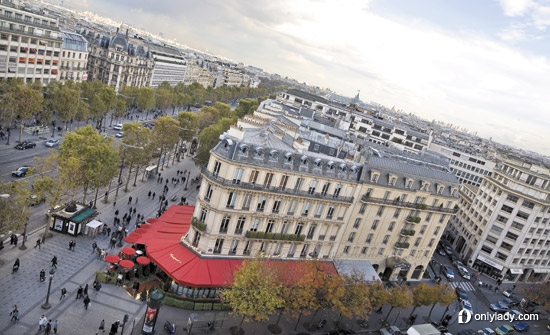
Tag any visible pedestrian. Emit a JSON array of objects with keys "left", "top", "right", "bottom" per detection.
[
  {"left": 10, "top": 305, "right": 19, "bottom": 323},
  {"left": 133, "top": 208, "right": 136, "bottom": 215},
  {"left": 109, "top": 321, "right": 120, "bottom": 335},
  {"left": 51, "top": 255, "right": 57, "bottom": 269},
  {"left": 160, "top": 177, "right": 163, "bottom": 183},
  {"left": 12, "top": 258, "right": 20, "bottom": 273},
  {"left": 132, "top": 280, "right": 140, "bottom": 297},
  {"left": 76, "top": 285, "right": 83, "bottom": 299},
  {"left": 99, "top": 319, "right": 106, "bottom": 334},
  {"left": 135, "top": 197, "right": 138, "bottom": 204},
  {"left": 72, "top": 240, "right": 76, "bottom": 251},
  {"left": 60, "top": 287, "right": 67, "bottom": 300},
  {"left": 148, "top": 190, "right": 151, "bottom": 198},
  {"left": 113, "top": 200, "right": 116, "bottom": 207},
  {"left": 152, "top": 192, "right": 156, "bottom": 200},
  {"left": 95, "top": 281, "right": 102, "bottom": 296},
  {"left": 35, "top": 239, "right": 41, "bottom": 249},
  {"left": 40, "top": 269, "right": 46, "bottom": 282},
  {"left": 92, "top": 241, "right": 98, "bottom": 254},
  {"left": 68, "top": 240, "right": 72, "bottom": 250},
  {"left": 183, "top": 197, "right": 186, "bottom": 204},
  {"left": 84, "top": 283, "right": 89, "bottom": 296},
  {"left": 83, "top": 295, "right": 91, "bottom": 310},
  {"left": 39, "top": 315, "right": 48, "bottom": 331},
  {"left": 128, "top": 196, "right": 132, "bottom": 205},
  {"left": 45, "top": 320, "right": 52, "bottom": 335},
  {"left": 115, "top": 209, "right": 119, "bottom": 216},
  {"left": 164, "top": 199, "right": 168, "bottom": 207},
  {"left": 53, "top": 320, "right": 58, "bottom": 334}
]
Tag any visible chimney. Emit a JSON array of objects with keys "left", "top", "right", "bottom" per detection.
[
  {"left": 116, "top": 27, "right": 119, "bottom": 33},
  {"left": 126, "top": 29, "right": 129, "bottom": 37}
]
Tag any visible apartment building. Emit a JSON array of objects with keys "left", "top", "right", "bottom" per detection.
[
  {"left": 59, "top": 28, "right": 87, "bottom": 83},
  {"left": 428, "top": 142, "right": 496, "bottom": 186},
  {"left": 148, "top": 43, "right": 186, "bottom": 88},
  {"left": 447, "top": 159, "right": 550, "bottom": 283},
  {"left": 183, "top": 58, "right": 216, "bottom": 87},
  {"left": 213, "top": 64, "right": 250, "bottom": 88},
  {"left": 0, "top": 0, "right": 61, "bottom": 84},
  {"left": 186, "top": 125, "right": 459, "bottom": 281},
  {"left": 86, "top": 29, "right": 153, "bottom": 91}
]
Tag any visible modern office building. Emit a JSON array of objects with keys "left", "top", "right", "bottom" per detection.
[
  {"left": 0, "top": 0, "right": 62, "bottom": 84},
  {"left": 447, "top": 159, "right": 550, "bottom": 282},
  {"left": 59, "top": 28, "right": 87, "bottom": 82},
  {"left": 148, "top": 43, "right": 186, "bottom": 88},
  {"left": 186, "top": 124, "right": 459, "bottom": 281},
  {"left": 428, "top": 142, "right": 496, "bottom": 186}
]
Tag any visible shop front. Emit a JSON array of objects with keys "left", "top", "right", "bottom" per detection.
[
  {"left": 49, "top": 202, "right": 97, "bottom": 236},
  {"left": 472, "top": 254, "right": 504, "bottom": 279}
]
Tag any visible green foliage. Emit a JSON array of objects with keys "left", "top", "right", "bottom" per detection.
[
  {"left": 0, "top": 180, "right": 31, "bottom": 235},
  {"left": 152, "top": 116, "right": 180, "bottom": 167},
  {"left": 234, "top": 98, "right": 259, "bottom": 118},
  {"left": 50, "top": 81, "right": 81, "bottom": 128},
  {"left": 412, "top": 282, "right": 439, "bottom": 309},
  {"left": 194, "top": 117, "right": 234, "bottom": 166},
  {"left": 388, "top": 285, "right": 413, "bottom": 310},
  {"left": 197, "top": 106, "right": 221, "bottom": 132},
  {"left": 3, "top": 84, "right": 44, "bottom": 142},
  {"left": 177, "top": 111, "right": 198, "bottom": 142},
  {"left": 137, "top": 87, "right": 156, "bottom": 111},
  {"left": 213, "top": 102, "right": 232, "bottom": 118}
]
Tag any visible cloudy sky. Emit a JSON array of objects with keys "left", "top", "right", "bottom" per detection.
[{"left": 61, "top": 0, "right": 550, "bottom": 155}]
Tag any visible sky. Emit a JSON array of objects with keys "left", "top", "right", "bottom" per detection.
[{"left": 60, "top": 0, "right": 550, "bottom": 156}]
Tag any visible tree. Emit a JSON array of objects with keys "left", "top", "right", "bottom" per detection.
[
  {"left": 522, "top": 283, "right": 550, "bottom": 309},
  {"left": 435, "top": 283, "right": 456, "bottom": 322},
  {"left": 4, "top": 84, "right": 44, "bottom": 143},
  {"left": 234, "top": 98, "right": 259, "bottom": 118},
  {"left": 220, "top": 260, "right": 284, "bottom": 332},
  {"left": 366, "top": 281, "right": 390, "bottom": 320},
  {"left": 155, "top": 88, "right": 173, "bottom": 112},
  {"left": 383, "top": 285, "right": 412, "bottom": 323},
  {"left": 151, "top": 116, "right": 180, "bottom": 170},
  {"left": 194, "top": 117, "right": 233, "bottom": 166},
  {"left": 51, "top": 81, "right": 81, "bottom": 130},
  {"left": 197, "top": 106, "right": 221, "bottom": 132},
  {"left": 112, "top": 96, "right": 127, "bottom": 126},
  {"left": 409, "top": 282, "right": 438, "bottom": 319},
  {"left": 58, "top": 125, "right": 118, "bottom": 204},
  {"left": 0, "top": 180, "right": 31, "bottom": 236},
  {"left": 213, "top": 102, "right": 232, "bottom": 119},
  {"left": 137, "top": 87, "right": 155, "bottom": 111},
  {"left": 336, "top": 271, "right": 371, "bottom": 325},
  {"left": 121, "top": 122, "right": 152, "bottom": 191},
  {"left": 177, "top": 112, "right": 198, "bottom": 142}
]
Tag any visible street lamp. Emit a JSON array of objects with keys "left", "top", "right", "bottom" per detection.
[
  {"left": 41, "top": 268, "right": 55, "bottom": 309},
  {"left": 114, "top": 143, "right": 144, "bottom": 203},
  {"left": 185, "top": 171, "right": 190, "bottom": 191}
]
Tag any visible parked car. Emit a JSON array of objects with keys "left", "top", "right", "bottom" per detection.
[
  {"left": 438, "top": 248, "right": 446, "bottom": 256},
  {"left": 506, "top": 309, "right": 522, "bottom": 320},
  {"left": 500, "top": 298, "right": 519, "bottom": 307},
  {"left": 490, "top": 303, "right": 509, "bottom": 313},
  {"left": 502, "top": 290, "right": 514, "bottom": 298},
  {"left": 113, "top": 123, "right": 123, "bottom": 130},
  {"left": 445, "top": 246, "right": 453, "bottom": 255},
  {"left": 456, "top": 287, "right": 468, "bottom": 301},
  {"left": 15, "top": 141, "right": 36, "bottom": 150},
  {"left": 458, "top": 266, "right": 471, "bottom": 280},
  {"left": 115, "top": 132, "right": 123, "bottom": 138},
  {"left": 494, "top": 325, "right": 514, "bottom": 335},
  {"left": 444, "top": 267, "right": 455, "bottom": 280},
  {"left": 478, "top": 328, "right": 496, "bottom": 335},
  {"left": 44, "top": 139, "right": 60, "bottom": 147},
  {"left": 462, "top": 300, "right": 474, "bottom": 314},
  {"left": 457, "top": 330, "right": 476, "bottom": 335},
  {"left": 379, "top": 326, "right": 401, "bottom": 335},
  {"left": 12, "top": 166, "right": 30, "bottom": 177},
  {"left": 513, "top": 321, "right": 529, "bottom": 332},
  {"left": 453, "top": 259, "right": 465, "bottom": 267}
]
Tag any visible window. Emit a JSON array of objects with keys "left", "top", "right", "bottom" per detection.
[
  {"left": 517, "top": 211, "right": 530, "bottom": 220},
  {"left": 506, "top": 194, "right": 519, "bottom": 203},
  {"left": 510, "top": 221, "right": 524, "bottom": 231},
  {"left": 287, "top": 200, "right": 296, "bottom": 215},
  {"left": 257, "top": 197, "right": 266, "bottom": 212},
  {"left": 378, "top": 248, "right": 384, "bottom": 255},
  {"left": 272, "top": 199, "right": 282, "bottom": 213},
  {"left": 308, "top": 180, "right": 318, "bottom": 194},
  {"left": 251, "top": 219, "right": 259, "bottom": 232},
  {"left": 307, "top": 224, "right": 317, "bottom": 239},
  {"left": 490, "top": 225, "right": 503, "bottom": 235},
  {"left": 199, "top": 208, "right": 207, "bottom": 222},
  {"left": 420, "top": 225, "right": 427, "bottom": 234},
  {"left": 366, "top": 234, "right": 373, "bottom": 243},
  {"left": 294, "top": 178, "right": 304, "bottom": 192},
  {"left": 428, "top": 238, "right": 435, "bottom": 247},
  {"left": 233, "top": 168, "right": 243, "bottom": 184},
  {"left": 287, "top": 244, "right": 296, "bottom": 257},
  {"left": 265, "top": 220, "right": 274, "bottom": 233},
  {"left": 388, "top": 221, "right": 395, "bottom": 232},
  {"left": 359, "top": 203, "right": 366, "bottom": 214},
  {"left": 414, "top": 238, "right": 421, "bottom": 247},
  {"left": 302, "top": 202, "right": 311, "bottom": 216},
  {"left": 219, "top": 216, "right": 230, "bottom": 234},
  {"left": 371, "top": 220, "right": 379, "bottom": 230},
  {"left": 376, "top": 206, "right": 385, "bottom": 217},
  {"left": 314, "top": 203, "right": 324, "bottom": 217},
  {"left": 501, "top": 205, "right": 514, "bottom": 214},
  {"left": 273, "top": 243, "right": 282, "bottom": 255},
  {"left": 353, "top": 218, "right": 361, "bottom": 229},
  {"left": 264, "top": 173, "right": 274, "bottom": 187},
  {"left": 214, "top": 239, "right": 224, "bottom": 254},
  {"left": 505, "top": 231, "right": 518, "bottom": 240},
  {"left": 496, "top": 215, "right": 508, "bottom": 223},
  {"left": 235, "top": 217, "right": 245, "bottom": 235},
  {"left": 242, "top": 194, "right": 252, "bottom": 210},
  {"left": 279, "top": 175, "right": 289, "bottom": 190},
  {"left": 229, "top": 240, "right": 239, "bottom": 255},
  {"left": 249, "top": 170, "right": 259, "bottom": 184},
  {"left": 321, "top": 182, "right": 330, "bottom": 196},
  {"left": 213, "top": 161, "right": 222, "bottom": 177},
  {"left": 343, "top": 246, "right": 350, "bottom": 254},
  {"left": 382, "top": 235, "right": 389, "bottom": 244},
  {"left": 439, "top": 214, "right": 446, "bottom": 223},
  {"left": 280, "top": 221, "right": 289, "bottom": 235},
  {"left": 333, "top": 184, "right": 342, "bottom": 198},
  {"left": 295, "top": 222, "right": 304, "bottom": 235},
  {"left": 393, "top": 208, "right": 401, "bottom": 218},
  {"left": 226, "top": 192, "right": 237, "bottom": 208},
  {"left": 204, "top": 184, "right": 213, "bottom": 201},
  {"left": 361, "top": 247, "right": 367, "bottom": 254},
  {"left": 522, "top": 200, "right": 534, "bottom": 209},
  {"left": 326, "top": 205, "right": 335, "bottom": 219}
]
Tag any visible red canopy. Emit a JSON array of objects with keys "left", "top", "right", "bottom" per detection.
[
  {"left": 146, "top": 218, "right": 158, "bottom": 224},
  {"left": 105, "top": 255, "right": 120, "bottom": 264},
  {"left": 136, "top": 256, "right": 151, "bottom": 265},
  {"left": 124, "top": 235, "right": 139, "bottom": 244},
  {"left": 122, "top": 247, "right": 136, "bottom": 256},
  {"left": 120, "top": 260, "right": 134, "bottom": 269},
  {"left": 140, "top": 224, "right": 152, "bottom": 229},
  {"left": 135, "top": 228, "right": 147, "bottom": 234}
]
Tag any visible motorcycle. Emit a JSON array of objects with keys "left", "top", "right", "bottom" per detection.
[
  {"left": 163, "top": 321, "right": 175, "bottom": 335},
  {"left": 316, "top": 319, "right": 327, "bottom": 330}
]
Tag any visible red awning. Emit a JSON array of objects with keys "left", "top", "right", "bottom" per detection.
[
  {"left": 122, "top": 247, "right": 136, "bottom": 256},
  {"left": 124, "top": 235, "right": 139, "bottom": 244},
  {"left": 136, "top": 256, "right": 151, "bottom": 265},
  {"left": 120, "top": 260, "right": 134, "bottom": 269},
  {"left": 105, "top": 255, "right": 120, "bottom": 264}
]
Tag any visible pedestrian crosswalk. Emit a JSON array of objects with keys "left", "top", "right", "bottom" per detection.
[{"left": 448, "top": 281, "right": 476, "bottom": 291}]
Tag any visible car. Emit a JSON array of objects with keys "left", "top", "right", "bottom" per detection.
[
  {"left": 494, "top": 325, "right": 514, "bottom": 335},
  {"left": 502, "top": 290, "right": 514, "bottom": 298},
  {"left": 444, "top": 267, "right": 455, "bottom": 280},
  {"left": 438, "top": 248, "right": 446, "bottom": 256},
  {"left": 445, "top": 246, "right": 453, "bottom": 255},
  {"left": 490, "top": 303, "right": 509, "bottom": 313},
  {"left": 115, "top": 132, "right": 123, "bottom": 138},
  {"left": 513, "top": 321, "right": 528, "bottom": 332},
  {"left": 15, "top": 141, "right": 36, "bottom": 150},
  {"left": 500, "top": 298, "right": 519, "bottom": 307},
  {"left": 457, "top": 330, "right": 476, "bottom": 335},
  {"left": 12, "top": 166, "right": 30, "bottom": 177},
  {"left": 44, "top": 139, "right": 60, "bottom": 147},
  {"left": 462, "top": 300, "right": 474, "bottom": 314},
  {"left": 113, "top": 123, "right": 123, "bottom": 130},
  {"left": 379, "top": 326, "right": 401, "bottom": 335},
  {"left": 505, "top": 310, "right": 521, "bottom": 320},
  {"left": 456, "top": 287, "right": 469, "bottom": 301},
  {"left": 479, "top": 328, "right": 496, "bottom": 335},
  {"left": 458, "top": 266, "right": 471, "bottom": 280}
]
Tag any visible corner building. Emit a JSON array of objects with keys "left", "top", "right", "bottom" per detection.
[{"left": 187, "top": 127, "right": 459, "bottom": 281}]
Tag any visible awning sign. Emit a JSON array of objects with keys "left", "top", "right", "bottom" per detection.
[
  {"left": 477, "top": 255, "right": 504, "bottom": 270},
  {"left": 509, "top": 269, "right": 523, "bottom": 274}
]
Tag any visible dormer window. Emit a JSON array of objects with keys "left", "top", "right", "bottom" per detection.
[
  {"left": 388, "top": 174, "right": 397, "bottom": 186},
  {"left": 450, "top": 187, "right": 458, "bottom": 197},
  {"left": 240, "top": 144, "right": 249, "bottom": 155},
  {"left": 339, "top": 164, "right": 347, "bottom": 172},
  {"left": 269, "top": 149, "right": 279, "bottom": 161},
  {"left": 284, "top": 152, "right": 293, "bottom": 163},
  {"left": 420, "top": 181, "right": 431, "bottom": 191},
  {"left": 314, "top": 158, "right": 322, "bottom": 168},
  {"left": 300, "top": 155, "right": 308, "bottom": 166},
  {"left": 371, "top": 171, "right": 380, "bottom": 183},
  {"left": 327, "top": 161, "right": 335, "bottom": 171},
  {"left": 436, "top": 184, "right": 445, "bottom": 194},
  {"left": 255, "top": 146, "right": 264, "bottom": 158},
  {"left": 351, "top": 165, "right": 359, "bottom": 175},
  {"left": 222, "top": 139, "right": 233, "bottom": 151},
  {"left": 405, "top": 178, "right": 414, "bottom": 189}
]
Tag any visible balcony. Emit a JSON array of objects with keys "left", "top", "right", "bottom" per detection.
[
  {"left": 400, "top": 229, "right": 416, "bottom": 236},
  {"left": 406, "top": 216, "right": 422, "bottom": 224},
  {"left": 202, "top": 167, "right": 354, "bottom": 203},
  {"left": 395, "top": 242, "right": 410, "bottom": 249},
  {"left": 361, "top": 195, "right": 458, "bottom": 214},
  {"left": 191, "top": 218, "right": 206, "bottom": 232},
  {"left": 245, "top": 231, "right": 306, "bottom": 242}
]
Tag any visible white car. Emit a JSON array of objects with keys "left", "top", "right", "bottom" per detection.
[
  {"left": 458, "top": 266, "right": 471, "bottom": 280},
  {"left": 444, "top": 267, "right": 455, "bottom": 280},
  {"left": 462, "top": 300, "right": 474, "bottom": 314},
  {"left": 44, "top": 139, "right": 60, "bottom": 147},
  {"left": 115, "top": 132, "right": 123, "bottom": 138},
  {"left": 502, "top": 290, "right": 514, "bottom": 298},
  {"left": 113, "top": 123, "right": 123, "bottom": 130}
]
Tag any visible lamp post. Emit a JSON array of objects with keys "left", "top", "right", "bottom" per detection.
[
  {"left": 114, "top": 143, "right": 144, "bottom": 203},
  {"left": 41, "top": 268, "right": 55, "bottom": 309},
  {"left": 185, "top": 171, "right": 190, "bottom": 191}
]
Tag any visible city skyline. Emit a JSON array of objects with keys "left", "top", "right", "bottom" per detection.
[{"left": 59, "top": 0, "right": 550, "bottom": 156}]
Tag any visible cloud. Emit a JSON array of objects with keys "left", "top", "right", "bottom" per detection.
[{"left": 499, "top": 0, "right": 533, "bottom": 16}]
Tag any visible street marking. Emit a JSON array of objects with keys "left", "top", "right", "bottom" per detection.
[{"left": 449, "top": 281, "right": 476, "bottom": 291}]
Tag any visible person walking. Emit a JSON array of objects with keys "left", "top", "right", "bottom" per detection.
[
  {"left": 109, "top": 321, "right": 120, "bottom": 335},
  {"left": 135, "top": 197, "right": 138, "bottom": 204},
  {"left": 128, "top": 196, "right": 132, "bottom": 205},
  {"left": 51, "top": 256, "right": 57, "bottom": 269},
  {"left": 92, "top": 241, "right": 98, "bottom": 254},
  {"left": 83, "top": 295, "right": 91, "bottom": 310},
  {"left": 84, "top": 283, "right": 89, "bottom": 296},
  {"left": 53, "top": 320, "right": 58, "bottom": 335},
  {"left": 76, "top": 285, "right": 83, "bottom": 299},
  {"left": 60, "top": 287, "right": 67, "bottom": 300},
  {"left": 39, "top": 315, "right": 48, "bottom": 331},
  {"left": 94, "top": 281, "right": 102, "bottom": 296},
  {"left": 132, "top": 280, "right": 140, "bottom": 297},
  {"left": 35, "top": 239, "right": 41, "bottom": 249},
  {"left": 99, "top": 319, "right": 106, "bottom": 334},
  {"left": 10, "top": 305, "right": 19, "bottom": 323},
  {"left": 148, "top": 191, "right": 151, "bottom": 198},
  {"left": 45, "top": 320, "right": 52, "bottom": 335},
  {"left": 72, "top": 240, "right": 76, "bottom": 251},
  {"left": 114, "top": 209, "right": 119, "bottom": 216},
  {"left": 12, "top": 258, "right": 20, "bottom": 273},
  {"left": 152, "top": 192, "right": 156, "bottom": 200}
]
